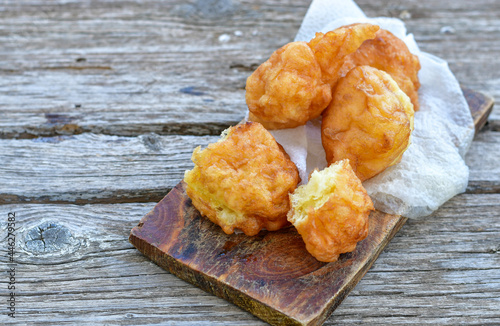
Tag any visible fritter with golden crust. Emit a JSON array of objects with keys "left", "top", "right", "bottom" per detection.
[
  {"left": 287, "top": 160, "right": 374, "bottom": 262},
  {"left": 339, "top": 29, "right": 421, "bottom": 110},
  {"left": 184, "top": 122, "right": 300, "bottom": 236},
  {"left": 322, "top": 66, "right": 414, "bottom": 182},
  {"left": 246, "top": 42, "right": 332, "bottom": 129},
  {"left": 308, "top": 23, "right": 380, "bottom": 86},
  {"left": 246, "top": 23, "right": 380, "bottom": 130}
]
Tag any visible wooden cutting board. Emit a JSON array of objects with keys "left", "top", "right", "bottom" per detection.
[{"left": 129, "top": 87, "right": 493, "bottom": 326}]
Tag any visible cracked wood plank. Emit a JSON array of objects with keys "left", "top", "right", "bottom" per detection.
[
  {"left": 0, "top": 0, "right": 499, "bottom": 139},
  {"left": 0, "top": 129, "right": 497, "bottom": 205},
  {"left": 0, "top": 133, "right": 217, "bottom": 204},
  {"left": 0, "top": 0, "right": 306, "bottom": 138}
]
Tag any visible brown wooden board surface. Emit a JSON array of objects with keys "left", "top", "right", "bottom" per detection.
[
  {"left": 462, "top": 87, "right": 495, "bottom": 134},
  {"left": 0, "top": 1, "right": 499, "bottom": 325},
  {"left": 131, "top": 182, "right": 405, "bottom": 326},
  {"left": 129, "top": 89, "right": 493, "bottom": 326}
]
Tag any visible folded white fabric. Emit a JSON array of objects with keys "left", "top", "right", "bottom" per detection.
[{"left": 264, "top": 0, "right": 474, "bottom": 218}]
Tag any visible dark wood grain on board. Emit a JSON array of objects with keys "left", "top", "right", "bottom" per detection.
[
  {"left": 129, "top": 90, "right": 493, "bottom": 326},
  {"left": 462, "top": 87, "right": 495, "bottom": 134},
  {"left": 131, "top": 182, "right": 405, "bottom": 326},
  {"left": 0, "top": 0, "right": 499, "bottom": 325}
]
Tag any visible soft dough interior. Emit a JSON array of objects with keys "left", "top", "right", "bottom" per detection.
[{"left": 289, "top": 163, "right": 344, "bottom": 224}]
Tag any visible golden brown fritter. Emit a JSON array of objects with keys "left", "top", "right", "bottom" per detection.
[
  {"left": 246, "top": 42, "right": 332, "bottom": 129},
  {"left": 308, "top": 23, "right": 380, "bottom": 86},
  {"left": 183, "top": 122, "right": 300, "bottom": 236},
  {"left": 339, "top": 29, "right": 421, "bottom": 110},
  {"left": 246, "top": 23, "right": 380, "bottom": 130},
  {"left": 287, "top": 160, "right": 374, "bottom": 262},
  {"left": 322, "top": 66, "right": 414, "bottom": 182}
]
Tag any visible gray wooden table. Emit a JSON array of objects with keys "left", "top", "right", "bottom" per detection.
[{"left": 1, "top": 0, "right": 499, "bottom": 325}]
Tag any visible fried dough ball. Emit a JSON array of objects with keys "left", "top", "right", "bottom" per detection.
[
  {"left": 308, "top": 23, "right": 380, "bottom": 86},
  {"left": 246, "top": 42, "right": 332, "bottom": 129},
  {"left": 287, "top": 160, "right": 374, "bottom": 262},
  {"left": 339, "top": 29, "right": 421, "bottom": 110},
  {"left": 246, "top": 23, "right": 379, "bottom": 130},
  {"left": 184, "top": 122, "right": 300, "bottom": 236},
  {"left": 322, "top": 66, "right": 414, "bottom": 182}
]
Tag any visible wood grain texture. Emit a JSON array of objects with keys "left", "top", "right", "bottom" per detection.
[
  {"left": 1, "top": 0, "right": 499, "bottom": 138},
  {"left": 0, "top": 133, "right": 217, "bottom": 204},
  {"left": 465, "top": 130, "right": 500, "bottom": 194},
  {"left": 128, "top": 97, "right": 492, "bottom": 325},
  {"left": 0, "top": 0, "right": 499, "bottom": 325},
  {"left": 0, "top": 202, "right": 265, "bottom": 325},
  {"left": 0, "top": 0, "right": 301, "bottom": 138},
  {"left": 0, "top": 88, "right": 493, "bottom": 205},
  {"left": 462, "top": 87, "right": 495, "bottom": 134},
  {"left": 1, "top": 195, "right": 498, "bottom": 325},
  {"left": 130, "top": 182, "right": 406, "bottom": 326}
]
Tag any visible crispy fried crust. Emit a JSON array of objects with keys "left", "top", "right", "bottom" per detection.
[
  {"left": 339, "top": 29, "right": 421, "bottom": 110},
  {"left": 246, "top": 42, "right": 332, "bottom": 129},
  {"left": 287, "top": 160, "right": 374, "bottom": 262},
  {"left": 308, "top": 23, "right": 380, "bottom": 86},
  {"left": 322, "top": 66, "right": 414, "bottom": 182},
  {"left": 246, "top": 23, "right": 379, "bottom": 130},
  {"left": 184, "top": 122, "right": 300, "bottom": 236}
]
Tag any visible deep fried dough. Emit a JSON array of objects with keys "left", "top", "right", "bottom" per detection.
[
  {"left": 308, "top": 23, "right": 380, "bottom": 86},
  {"left": 322, "top": 66, "right": 414, "bottom": 182},
  {"left": 246, "top": 42, "right": 332, "bottom": 129},
  {"left": 246, "top": 23, "right": 379, "bottom": 130},
  {"left": 287, "top": 160, "right": 374, "bottom": 262},
  {"left": 339, "top": 29, "right": 421, "bottom": 110},
  {"left": 183, "top": 122, "right": 300, "bottom": 236}
]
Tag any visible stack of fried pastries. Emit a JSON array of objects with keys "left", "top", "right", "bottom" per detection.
[
  {"left": 184, "top": 23, "right": 419, "bottom": 262},
  {"left": 246, "top": 23, "right": 380, "bottom": 129},
  {"left": 338, "top": 29, "right": 421, "bottom": 110}
]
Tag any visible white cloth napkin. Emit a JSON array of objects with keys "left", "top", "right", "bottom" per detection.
[{"left": 263, "top": 0, "right": 475, "bottom": 218}]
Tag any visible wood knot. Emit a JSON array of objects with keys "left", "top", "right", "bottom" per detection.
[
  {"left": 140, "top": 133, "right": 163, "bottom": 151},
  {"left": 24, "top": 222, "right": 80, "bottom": 255}
]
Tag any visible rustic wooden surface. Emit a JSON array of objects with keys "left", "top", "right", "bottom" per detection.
[
  {"left": 128, "top": 94, "right": 491, "bottom": 326},
  {"left": 0, "top": 0, "right": 499, "bottom": 325},
  {"left": 130, "top": 182, "right": 407, "bottom": 326}
]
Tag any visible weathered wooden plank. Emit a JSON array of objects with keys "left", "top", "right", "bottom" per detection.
[
  {"left": 0, "top": 128, "right": 497, "bottom": 205},
  {"left": 0, "top": 133, "right": 217, "bottom": 204},
  {"left": 0, "top": 202, "right": 266, "bottom": 325},
  {"left": 465, "top": 130, "right": 500, "bottom": 194},
  {"left": 0, "top": 0, "right": 306, "bottom": 138},
  {"left": 0, "top": 134, "right": 487, "bottom": 205},
  {"left": 0, "top": 0, "right": 499, "bottom": 138},
  {"left": 1, "top": 193, "right": 498, "bottom": 325},
  {"left": 463, "top": 88, "right": 495, "bottom": 134}
]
